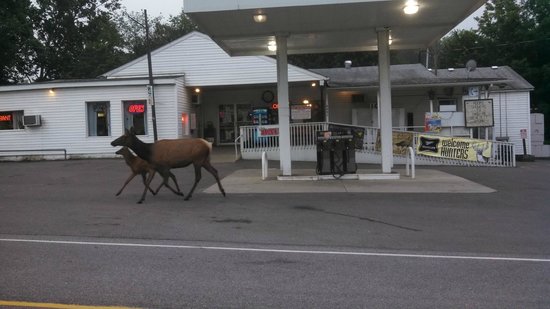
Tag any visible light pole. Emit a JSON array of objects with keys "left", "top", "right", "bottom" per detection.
[
  {"left": 143, "top": 9, "right": 158, "bottom": 141},
  {"left": 125, "top": 10, "right": 158, "bottom": 141}
]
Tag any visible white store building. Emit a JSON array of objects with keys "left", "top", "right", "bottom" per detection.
[{"left": 0, "top": 31, "right": 535, "bottom": 162}]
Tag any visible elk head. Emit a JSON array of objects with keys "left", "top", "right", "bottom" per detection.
[{"left": 111, "top": 128, "right": 137, "bottom": 147}]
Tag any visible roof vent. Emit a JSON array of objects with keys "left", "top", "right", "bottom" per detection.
[{"left": 345, "top": 60, "right": 352, "bottom": 69}]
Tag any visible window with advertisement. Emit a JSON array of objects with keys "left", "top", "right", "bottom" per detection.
[
  {"left": 123, "top": 100, "right": 147, "bottom": 135},
  {"left": 0, "top": 111, "right": 24, "bottom": 130}
]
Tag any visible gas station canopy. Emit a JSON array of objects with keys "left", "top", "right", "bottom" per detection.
[{"left": 183, "top": 0, "right": 486, "bottom": 56}]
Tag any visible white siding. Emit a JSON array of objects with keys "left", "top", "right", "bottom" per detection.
[
  {"left": 491, "top": 91, "right": 531, "bottom": 154},
  {"left": 104, "top": 32, "right": 325, "bottom": 86},
  {"left": 175, "top": 77, "right": 194, "bottom": 138},
  {"left": 0, "top": 82, "right": 178, "bottom": 159}
]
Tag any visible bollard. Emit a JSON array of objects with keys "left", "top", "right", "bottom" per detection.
[{"left": 261, "top": 151, "right": 268, "bottom": 180}]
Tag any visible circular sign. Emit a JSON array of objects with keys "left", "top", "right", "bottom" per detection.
[{"left": 262, "top": 90, "right": 275, "bottom": 103}]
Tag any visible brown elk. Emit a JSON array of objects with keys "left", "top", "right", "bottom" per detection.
[
  {"left": 115, "top": 146, "right": 183, "bottom": 197},
  {"left": 111, "top": 128, "right": 226, "bottom": 203}
]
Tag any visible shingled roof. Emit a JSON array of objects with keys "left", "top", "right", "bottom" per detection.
[{"left": 311, "top": 63, "right": 533, "bottom": 90}]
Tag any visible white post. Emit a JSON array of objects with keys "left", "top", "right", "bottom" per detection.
[
  {"left": 377, "top": 28, "right": 393, "bottom": 173},
  {"left": 261, "top": 151, "right": 268, "bottom": 180},
  {"left": 276, "top": 34, "right": 292, "bottom": 176}
]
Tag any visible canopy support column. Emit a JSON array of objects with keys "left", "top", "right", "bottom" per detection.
[
  {"left": 276, "top": 34, "right": 292, "bottom": 176},
  {"left": 377, "top": 28, "right": 393, "bottom": 173}
]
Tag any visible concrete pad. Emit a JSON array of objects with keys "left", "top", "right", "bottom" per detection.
[{"left": 203, "top": 168, "right": 496, "bottom": 194}]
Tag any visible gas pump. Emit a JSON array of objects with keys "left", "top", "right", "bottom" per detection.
[{"left": 316, "top": 130, "right": 358, "bottom": 176}]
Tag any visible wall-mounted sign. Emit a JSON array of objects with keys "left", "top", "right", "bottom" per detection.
[
  {"left": 257, "top": 125, "right": 279, "bottom": 137},
  {"left": 0, "top": 114, "right": 11, "bottom": 122},
  {"left": 128, "top": 104, "right": 145, "bottom": 114},
  {"left": 424, "top": 113, "right": 441, "bottom": 133},
  {"left": 464, "top": 99, "right": 494, "bottom": 127},
  {"left": 291, "top": 105, "right": 311, "bottom": 120}
]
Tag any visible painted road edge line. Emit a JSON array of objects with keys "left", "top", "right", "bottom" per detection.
[
  {"left": 0, "top": 300, "right": 139, "bottom": 309},
  {"left": 1, "top": 238, "right": 549, "bottom": 263}
]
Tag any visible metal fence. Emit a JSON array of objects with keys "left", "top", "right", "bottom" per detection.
[{"left": 238, "top": 122, "right": 516, "bottom": 167}]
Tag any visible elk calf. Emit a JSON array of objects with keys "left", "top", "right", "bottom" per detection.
[{"left": 115, "top": 146, "right": 183, "bottom": 197}]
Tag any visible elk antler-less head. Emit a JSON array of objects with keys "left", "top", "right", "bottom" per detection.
[{"left": 111, "top": 128, "right": 136, "bottom": 147}]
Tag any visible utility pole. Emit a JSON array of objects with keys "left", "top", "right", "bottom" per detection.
[{"left": 144, "top": 9, "right": 158, "bottom": 141}]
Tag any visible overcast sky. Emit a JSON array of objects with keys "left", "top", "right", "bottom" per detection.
[
  {"left": 120, "top": 0, "right": 183, "bottom": 18},
  {"left": 119, "top": 0, "right": 483, "bottom": 30}
]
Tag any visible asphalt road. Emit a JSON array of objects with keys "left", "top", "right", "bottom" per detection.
[{"left": 1, "top": 158, "right": 549, "bottom": 308}]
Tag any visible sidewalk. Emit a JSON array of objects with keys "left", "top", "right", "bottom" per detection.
[{"left": 204, "top": 168, "right": 496, "bottom": 194}]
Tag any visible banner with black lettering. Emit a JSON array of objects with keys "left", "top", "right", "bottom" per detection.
[{"left": 417, "top": 135, "right": 492, "bottom": 162}]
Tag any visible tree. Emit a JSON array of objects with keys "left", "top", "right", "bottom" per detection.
[
  {"left": 116, "top": 9, "right": 197, "bottom": 61},
  {"left": 0, "top": 0, "right": 38, "bottom": 84},
  {"left": 522, "top": 0, "right": 550, "bottom": 139},
  {"left": 438, "top": 0, "right": 550, "bottom": 140},
  {"left": 438, "top": 30, "right": 491, "bottom": 68},
  {"left": 32, "top": 0, "right": 124, "bottom": 80}
]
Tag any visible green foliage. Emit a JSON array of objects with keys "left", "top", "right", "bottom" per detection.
[
  {"left": 438, "top": 30, "right": 491, "bottom": 68},
  {"left": 0, "top": 0, "right": 38, "bottom": 84},
  {"left": 115, "top": 9, "right": 197, "bottom": 62},
  {"left": 31, "top": 0, "right": 124, "bottom": 80},
  {"left": 440, "top": 0, "right": 550, "bottom": 139}
]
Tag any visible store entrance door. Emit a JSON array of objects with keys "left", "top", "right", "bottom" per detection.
[{"left": 218, "top": 104, "right": 252, "bottom": 145}]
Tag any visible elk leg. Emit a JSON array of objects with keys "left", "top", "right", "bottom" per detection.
[
  {"left": 203, "top": 161, "right": 226, "bottom": 197},
  {"left": 167, "top": 171, "right": 183, "bottom": 194},
  {"left": 153, "top": 170, "right": 184, "bottom": 197},
  {"left": 141, "top": 172, "right": 156, "bottom": 195},
  {"left": 138, "top": 170, "right": 156, "bottom": 204},
  {"left": 116, "top": 172, "right": 138, "bottom": 196},
  {"left": 184, "top": 164, "right": 202, "bottom": 201}
]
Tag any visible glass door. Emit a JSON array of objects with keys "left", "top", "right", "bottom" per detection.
[
  {"left": 218, "top": 104, "right": 252, "bottom": 144},
  {"left": 218, "top": 104, "right": 235, "bottom": 144}
]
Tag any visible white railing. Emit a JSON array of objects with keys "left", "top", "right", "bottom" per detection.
[{"left": 238, "top": 122, "right": 516, "bottom": 167}]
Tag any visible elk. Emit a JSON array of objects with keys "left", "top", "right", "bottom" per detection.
[
  {"left": 114, "top": 146, "right": 183, "bottom": 197},
  {"left": 111, "top": 128, "right": 226, "bottom": 203}
]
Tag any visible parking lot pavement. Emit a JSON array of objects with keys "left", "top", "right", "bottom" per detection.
[{"left": 1, "top": 158, "right": 549, "bottom": 308}]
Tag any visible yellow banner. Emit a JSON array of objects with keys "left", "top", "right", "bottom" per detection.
[
  {"left": 375, "top": 131, "right": 414, "bottom": 155},
  {"left": 417, "top": 135, "right": 493, "bottom": 162}
]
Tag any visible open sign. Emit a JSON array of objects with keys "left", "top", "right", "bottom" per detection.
[
  {"left": 128, "top": 104, "right": 145, "bottom": 113},
  {"left": 0, "top": 114, "right": 11, "bottom": 121}
]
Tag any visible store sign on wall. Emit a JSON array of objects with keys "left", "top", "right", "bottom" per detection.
[
  {"left": 128, "top": 104, "right": 145, "bottom": 114},
  {"left": 257, "top": 125, "right": 279, "bottom": 137}
]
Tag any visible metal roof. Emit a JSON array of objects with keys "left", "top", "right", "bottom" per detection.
[{"left": 183, "top": 0, "right": 487, "bottom": 56}]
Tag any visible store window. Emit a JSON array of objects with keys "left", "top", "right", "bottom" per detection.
[
  {"left": 87, "top": 101, "right": 110, "bottom": 136},
  {"left": 123, "top": 100, "right": 147, "bottom": 135},
  {"left": 0, "top": 111, "right": 24, "bottom": 130}
]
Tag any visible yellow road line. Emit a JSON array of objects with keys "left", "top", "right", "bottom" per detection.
[{"left": 0, "top": 300, "right": 140, "bottom": 309}]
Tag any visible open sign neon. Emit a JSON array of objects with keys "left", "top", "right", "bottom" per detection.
[
  {"left": 128, "top": 104, "right": 145, "bottom": 113},
  {"left": 0, "top": 115, "right": 11, "bottom": 121}
]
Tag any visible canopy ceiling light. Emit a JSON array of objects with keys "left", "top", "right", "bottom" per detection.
[
  {"left": 267, "top": 40, "right": 277, "bottom": 51},
  {"left": 403, "top": 0, "right": 419, "bottom": 15},
  {"left": 253, "top": 14, "right": 267, "bottom": 23}
]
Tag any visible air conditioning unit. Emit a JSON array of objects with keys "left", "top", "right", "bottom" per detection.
[{"left": 23, "top": 115, "right": 41, "bottom": 127}]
